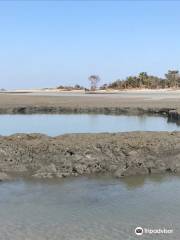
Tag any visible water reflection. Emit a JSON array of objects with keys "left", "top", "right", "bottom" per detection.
[
  {"left": 168, "top": 116, "right": 180, "bottom": 126},
  {"left": 121, "top": 175, "right": 147, "bottom": 189},
  {"left": 121, "top": 173, "right": 176, "bottom": 190}
]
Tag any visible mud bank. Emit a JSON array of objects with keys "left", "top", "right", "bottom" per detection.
[
  {"left": 0, "top": 132, "right": 180, "bottom": 180},
  {"left": 0, "top": 94, "right": 180, "bottom": 121},
  {"left": 0, "top": 95, "right": 178, "bottom": 117},
  {"left": 0, "top": 105, "right": 180, "bottom": 125},
  {"left": 0, "top": 105, "right": 173, "bottom": 115}
]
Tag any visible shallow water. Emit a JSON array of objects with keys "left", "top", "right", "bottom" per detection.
[
  {"left": 0, "top": 114, "right": 179, "bottom": 136},
  {"left": 0, "top": 175, "right": 179, "bottom": 240}
]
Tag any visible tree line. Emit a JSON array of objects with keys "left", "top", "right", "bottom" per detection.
[
  {"left": 56, "top": 70, "right": 180, "bottom": 91},
  {"left": 57, "top": 84, "right": 84, "bottom": 90},
  {"left": 101, "top": 71, "right": 180, "bottom": 90}
]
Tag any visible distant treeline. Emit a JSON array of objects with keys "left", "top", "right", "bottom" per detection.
[
  {"left": 56, "top": 70, "right": 180, "bottom": 91},
  {"left": 101, "top": 71, "right": 180, "bottom": 90},
  {"left": 57, "top": 84, "right": 84, "bottom": 91}
]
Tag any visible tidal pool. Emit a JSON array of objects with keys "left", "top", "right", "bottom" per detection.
[
  {"left": 0, "top": 114, "right": 179, "bottom": 136},
  {"left": 0, "top": 174, "right": 179, "bottom": 240}
]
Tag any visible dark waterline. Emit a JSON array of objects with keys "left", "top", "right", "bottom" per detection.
[
  {"left": 0, "top": 114, "right": 179, "bottom": 136},
  {"left": 0, "top": 174, "right": 179, "bottom": 240}
]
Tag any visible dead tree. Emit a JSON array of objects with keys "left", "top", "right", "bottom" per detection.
[{"left": 88, "top": 75, "right": 100, "bottom": 91}]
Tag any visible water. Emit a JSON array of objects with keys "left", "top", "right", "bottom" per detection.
[
  {"left": 1, "top": 113, "right": 179, "bottom": 240},
  {"left": 0, "top": 114, "right": 179, "bottom": 136},
  {"left": 0, "top": 175, "right": 179, "bottom": 240}
]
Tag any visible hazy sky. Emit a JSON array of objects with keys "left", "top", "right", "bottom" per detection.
[{"left": 0, "top": 1, "right": 180, "bottom": 89}]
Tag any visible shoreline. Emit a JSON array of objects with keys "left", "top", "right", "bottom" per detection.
[
  {"left": 0, "top": 132, "right": 180, "bottom": 181},
  {"left": 0, "top": 94, "right": 179, "bottom": 121},
  {"left": 0, "top": 93, "right": 180, "bottom": 181},
  {"left": 2, "top": 88, "right": 180, "bottom": 94}
]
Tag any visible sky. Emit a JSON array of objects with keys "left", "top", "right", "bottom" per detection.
[{"left": 0, "top": 0, "right": 180, "bottom": 90}]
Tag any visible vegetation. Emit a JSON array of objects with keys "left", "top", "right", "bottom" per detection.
[
  {"left": 56, "top": 70, "right": 180, "bottom": 91},
  {"left": 106, "top": 71, "right": 180, "bottom": 90},
  {"left": 88, "top": 75, "right": 100, "bottom": 91},
  {"left": 57, "top": 84, "right": 84, "bottom": 91}
]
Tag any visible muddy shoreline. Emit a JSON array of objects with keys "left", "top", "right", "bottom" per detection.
[
  {"left": 0, "top": 94, "right": 180, "bottom": 181},
  {"left": 0, "top": 94, "right": 179, "bottom": 120},
  {"left": 1, "top": 132, "right": 180, "bottom": 181}
]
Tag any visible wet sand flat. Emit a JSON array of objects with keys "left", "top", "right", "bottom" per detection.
[{"left": 0, "top": 92, "right": 180, "bottom": 110}]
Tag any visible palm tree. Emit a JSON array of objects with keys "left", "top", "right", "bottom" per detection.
[{"left": 138, "top": 72, "right": 148, "bottom": 88}]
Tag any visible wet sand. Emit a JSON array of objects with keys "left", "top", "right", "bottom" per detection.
[{"left": 0, "top": 91, "right": 180, "bottom": 110}]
